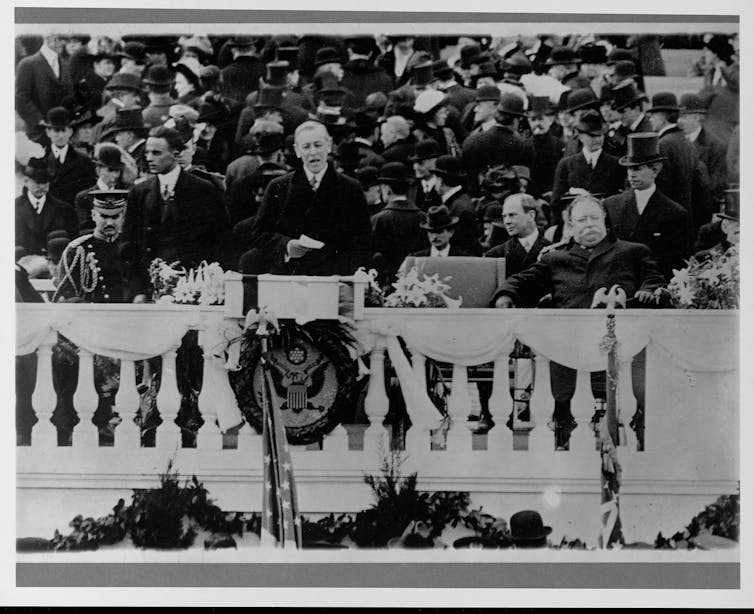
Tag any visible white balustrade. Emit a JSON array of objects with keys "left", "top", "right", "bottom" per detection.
[
  {"left": 487, "top": 357, "right": 513, "bottom": 452},
  {"left": 155, "top": 348, "right": 182, "bottom": 452},
  {"left": 363, "top": 345, "right": 389, "bottom": 455},
  {"left": 30, "top": 332, "right": 59, "bottom": 448},
  {"left": 72, "top": 348, "right": 100, "bottom": 448},
  {"left": 113, "top": 359, "right": 142, "bottom": 449},
  {"left": 446, "top": 364, "right": 473, "bottom": 451},
  {"left": 196, "top": 353, "right": 224, "bottom": 451}
]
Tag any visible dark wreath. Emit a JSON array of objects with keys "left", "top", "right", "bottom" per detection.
[{"left": 227, "top": 320, "right": 359, "bottom": 445}]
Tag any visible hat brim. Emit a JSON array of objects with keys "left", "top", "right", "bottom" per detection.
[
  {"left": 498, "top": 107, "right": 526, "bottom": 118},
  {"left": 431, "top": 168, "right": 465, "bottom": 180},
  {"left": 717, "top": 213, "right": 739, "bottom": 221},
  {"left": 419, "top": 217, "right": 459, "bottom": 231},
  {"left": 100, "top": 125, "right": 149, "bottom": 141},
  {"left": 511, "top": 526, "right": 552, "bottom": 542},
  {"left": 417, "top": 97, "right": 450, "bottom": 117},
  {"left": 576, "top": 125, "right": 608, "bottom": 136},
  {"left": 409, "top": 151, "right": 441, "bottom": 161},
  {"left": 679, "top": 108, "right": 708, "bottom": 115},
  {"left": 565, "top": 100, "right": 600, "bottom": 114},
  {"left": 40, "top": 121, "right": 71, "bottom": 129},
  {"left": 545, "top": 58, "right": 582, "bottom": 67},
  {"left": 612, "top": 94, "right": 648, "bottom": 111},
  {"left": 71, "top": 114, "right": 104, "bottom": 128},
  {"left": 618, "top": 154, "right": 666, "bottom": 167},
  {"left": 646, "top": 106, "right": 679, "bottom": 113}
]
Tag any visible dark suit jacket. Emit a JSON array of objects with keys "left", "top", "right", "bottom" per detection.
[
  {"left": 484, "top": 233, "right": 551, "bottom": 280},
  {"left": 341, "top": 59, "right": 393, "bottom": 107},
  {"left": 381, "top": 138, "right": 416, "bottom": 166},
  {"left": 444, "top": 190, "right": 481, "bottom": 256},
  {"left": 122, "top": 169, "right": 231, "bottom": 294},
  {"left": 691, "top": 126, "right": 728, "bottom": 200},
  {"left": 526, "top": 132, "right": 565, "bottom": 199},
  {"left": 603, "top": 187, "right": 691, "bottom": 281},
  {"left": 220, "top": 56, "right": 265, "bottom": 105},
  {"left": 371, "top": 199, "right": 426, "bottom": 279},
  {"left": 550, "top": 150, "right": 626, "bottom": 206},
  {"left": 15, "top": 190, "right": 78, "bottom": 256},
  {"left": 461, "top": 124, "right": 534, "bottom": 174},
  {"left": 409, "top": 244, "right": 470, "bottom": 258},
  {"left": 407, "top": 182, "right": 442, "bottom": 213},
  {"left": 656, "top": 125, "right": 697, "bottom": 224},
  {"left": 15, "top": 51, "right": 73, "bottom": 135},
  {"left": 252, "top": 165, "right": 372, "bottom": 275},
  {"left": 47, "top": 147, "right": 96, "bottom": 208}
]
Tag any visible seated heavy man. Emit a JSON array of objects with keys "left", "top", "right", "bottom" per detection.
[{"left": 493, "top": 194, "right": 665, "bottom": 449}]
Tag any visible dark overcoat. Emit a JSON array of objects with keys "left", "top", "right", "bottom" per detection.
[
  {"left": 15, "top": 190, "right": 78, "bottom": 256},
  {"left": 550, "top": 150, "right": 626, "bottom": 206}
]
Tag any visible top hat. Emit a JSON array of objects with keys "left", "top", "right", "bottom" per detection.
[
  {"left": 420, "top": 204, "right": 459, "bottom": 230},
  {"left": 647, "top": 91, "right": 679, "bottom": 113},
  {"left": 105, "top": 72, "right": 143, "bottom": 92},
  {"left": 23, "top": 157, "right": 51, "bottom": 183},
  {"left": 564, "top": 88, "right": 600, "bottom": 114},
  {"left": 173, "top": 59, "right": 202, "bottom": 91},
  {"left": 606, "top": 48, "right": 634, "bottom": 66},
  {"left": 432, "top": 59, "right": 454, "bottom": 80},
  {"left": 679, "top": 93, "right": 708, "bottom": 115},
  {"left": 475, "top": 84, "right": 502, "bottom": 103},
  {"left": 95, "top": 143, "right": 125, "bottom": 169},
  {"left": 410, "top": 138, "right": 442, "bottom": 162},
  {"left": 117, "top": 41, "right": 147, "bottom": 64},
  {"left": 579, "top": 44, "right": 608, "bottom": 65},
  {"left": 431, "top": 155, "right": 465, "bottom": 185},
  {"left": 718, "top": 187, "right": 739, "bottom": 221},
  {"left": 227, "top": 35, "right": 256, "bottom": 48},
  {"left": 251, "top": 132, "right": 284, "bottom": 155},
  {"left": 575, "top": 109, "right": 608, "bottom": 136},
  {"left": 509, "top": 510, "right": 552, "bottom": 543},
  {"left": 411, "top": 61, "right": 436, "bottom": 87},
  {"left": 355, "top": 165, "right": 380, "bottom": 189},
  {"left": 545, "top": 46, "right": 582, "bottom": 67},
  {"left": 457, "top": 44, "right": 489, "bottom": 69},
  {"left": 314, "top": 46, "right": 343, "bottom": 68},
  {"left": 100, "top": 107, "right": 148, "bottom": 140},
  {"left": 618, "top": 132, "right": 667, "bottom": 167},
  {"left": 414, "top": 89, "right": 448, "bottom": 117},
  {"left": 345, "top": 35, "right": 377, "bottom": 57},
  {"left": 70, "top": 106, "right": 103, "bottom": 129},
  {"left": 265, "top": 61, "right": 289, "bottom": 87},
  {"left": 41, "top": 106, "right": 72, "bottom": 129},
  {"left": 497, "top": 92, "right": 526, "bottom": 118},
  {"left": 610, "top": 81, "right": 647, "bottom": 111},
  {"left": 142, "top": 64, "right": 173, "bottom": 87},
  {"left": 526, "top": 95, "right": 555, "bottom": 116},
  {"left": 276, "top": 46, "right": 300, "bottom": 69},
  {"left": 90, "top": 189, "right": 129, "bottom": 211},
  {"left": 502, "top": 52, "right": 532, "bottom": 75}
]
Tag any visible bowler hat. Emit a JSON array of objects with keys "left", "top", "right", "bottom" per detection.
[
  {"left": 509, "top": 510, "right": 552, "bottom": 543},
  {"left": 420, "top": 205, "right": 458, "bottom": 230},
  {"left": 91, "top": 50, "right": 117, "bottom": 64},
  {"left": 105, "top": 72, "right": 142, "bottom": 92},
  {"left": 66, "top": 33, "right": 91, "bottom": 45},
  {"left": 618, "top": 132, "right": 667, "bottom": 167},
  {"left": 432, "top": 59, "right": 454, "bottom": 80},
  {"left": 94, "top": 143, "right": 125, "bottom": 170},
  {"left": 227, "top": 35, "right": 256, "bottom": 48},
  {"left": 502, "top": 52, "right": 532, "bottom": 76},
  {"left": 313, "top": 46, "right": 342, "bottom": 68},
  {"left": 526, "top": 95, "right": 555, "bottom": 116},
  {"left": 90, "top": 189, "right": 129, "bottom": 211},
  {"left": 545, "top": 46, "right": 581, "bottom": 67},
  {"left": 117, "top": 41, "right": 147, "bottom": 64},
  {"left": 470, "top": 61, "right": 499, "bottom": 86},
  {"left": 100, "top": 107, "right": 148, "bottom": 140},
  {"left": 679, "top": 93, "right": 708, "bottom": 114},
  {"left": 264, "top": 61, "right": 289, "bottom": 87},
  {"left": 575, "top": 109, "right": 608, "bottom": 136},
  {"left": 497, "top": 92, "right": 526, "bottom": 118},
  {"left": 251, "top": 132, "right": 284, "bottom": 155},
  {"left": 345, "top": 35, "right": 377, "bottom": 57},
  {"left": 409, "top": 138, "right": 442, "bottom": 162},
  {"left": 276, "top": 46, "right": 299, "bottom": 69},
  {"left": 41, "top": 106, "right": 72, "bottom": 129},
  {"left": 414, "top": 89, "right": 448, "bottom": 117},
  {"left": 254, "top": 86, "right": 284, "bottom": 112},
  {"left": 312, "top": 72, "right": 347, "bottom": 107},
  {"left": 647, "top": 91, "right": 679, "bottom": 113},
  {"left": 70, "top": 106, "right": 103, "bottom": 128},
  {"left": 718, "top": 187, "right": 739, "bottom": 221},
  {"left": 411, "top": 61, "right": 436, "bottom": 87},
  {"left": 610, "top": 81, "right": 647, "bottom": 111},
  {"left": 606, "top": 48, "right": 634, "bottom": 66},
  {"left": 612, "top": 59, "right": 637, "bottom": 83},
  {"left": 23, "top": 157, "right": 50, "bottom": 184},
  {"left": 457, "top": 44, "right": 489, "bottom": 69},
  {"left": 564, "top": 88, "right": 600, "bottom": 114},
  {"left": 142, "top": 64, "right": 173, "bottom": 86},
  {"left": 376, "top": 161, "right": 411, "bottom": 186},
  {"left": 475, "top": 84, "right": 501, "bottom": 103},
  {"left": 197, "top": 99, "right": 230, "bottom": 124},
  {"left": 579, "top": 44, "right": 608, "bottom": 65},
  {"left": 355, "top": 165, "right": 380, "bottom": 189},
  {"left": 431, "top": 155, "right": 465, "bottom": 185}
]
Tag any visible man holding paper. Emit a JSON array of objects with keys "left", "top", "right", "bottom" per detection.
[{"left": 253, "top": 120, "right": 372, "bottom": 275}]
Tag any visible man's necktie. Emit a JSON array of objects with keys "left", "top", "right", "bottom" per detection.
[
  {"left": 309, "top": 176, "right": 318, "bottom": 191},
  {"left": 161, "top": 183, "right": 173, "bottom": 201}
]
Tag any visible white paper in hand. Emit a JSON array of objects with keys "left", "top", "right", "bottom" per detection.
[{"left": 299, "top": 234, "right": 325, "bottom": 249}]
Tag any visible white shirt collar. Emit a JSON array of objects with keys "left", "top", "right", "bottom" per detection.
[
  {"left": 157, "top": 165, "right": 181, "bottom": 191},
  {"left": 634, "top": 184, "right": 656, "bottom": 215},
  {"left": 686, "top": 126, "right": 703, "bottom": 143},
  {"left": 630, "top": 113, "right": 646, "bottom": 132},
  {"left": 51, "top": 144, "right": 69, "bottom": 162},
  {"left": 441, "top": 185, "right": 462, "bottom": 204},
  {"left": 430, "top": 244, "right": 451, "bottom": 258},
  {"left": 304, "top": 166, "right": 328, "bottom": 189},
  {"left": 421, "top": 175, "right": 438, "bottom": 192},
  {"left": 39, "top": 44, "right": 58, "bottom": 70},
  {"left": 27, "top": 192, "right": 46, "bottom": 211},
  {"left": 582, "top": 147, "right": 602, "bottom": 166},
  {"left": 517, "top": 228, "right": 539, "bottom": 251}
]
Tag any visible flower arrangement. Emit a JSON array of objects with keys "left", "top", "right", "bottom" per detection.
[
  {"left": 383, "top": 266, "right": 461, "bottom": 308},
  {"left": 149, "top": 258, "right": 225, "bottom": 305},
  {"left": 667, "top": 245, "right": 739, "bottom": 309}
]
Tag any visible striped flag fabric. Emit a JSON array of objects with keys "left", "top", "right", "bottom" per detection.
[{"left": 260, "top": 358, "right": 302, "bottom": 548}]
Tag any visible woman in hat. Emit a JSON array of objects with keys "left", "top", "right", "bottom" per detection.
[
  {"left": 69, "top": 105, "right": 103, "bottom": 158},
  {"left": 172, "top": 58, "right": 204, "bottom": 106},
  {"left": 412, "top": 89, "right": 461, "bottom": 157}
]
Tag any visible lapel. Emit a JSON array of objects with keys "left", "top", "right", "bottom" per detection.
[
  {"left": 587, "top": 235, "right": 616, "bottom": 264},
  {"left": 613, "top": 190, "right": 640, "bottom": 236},
  {"left": 636, "top": 190, "right": 662, "bottom": 229},
  {"left": 19, "top": 193, "right": 39, "bottom": 232},
  {"left": 35, "top": 51, "right": 59, "bottom": 83}
]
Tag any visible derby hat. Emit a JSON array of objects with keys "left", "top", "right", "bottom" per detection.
[
  {"left": 718, "top": 187, "right": 739, "bottom": 221},
  {"left": 23, "top": 157, "right": 51, "bottom": 184},
  {"left": 431, "top": 155, "right": 466, "bottom": 184},
  {"left": 355, "top": 165, "right": 380, "bottom": 189},
  {"left": 65, "top": 33, "right": 91, "bottom": 45},
  {"left": 579, "top": 44, "right": 608, "bottom": 65},
  {"left": 251, "top": 132, "right": 284, "bottom": 156},
  {"left": 420, "top": 204, "right": 459, "bottom": 230},
  {"left": 612, "top": 59, "right": 638, "bottom": 83},
  {"left": 117, "top": 41, "right": 147, "bottom": 64},
  {"left": 509, "top": 510, "right": 552, "bottom": 544},
  {"left": 526, "top": 95, "right": 555, "bottom": 116},
  {"left": 679, "top": 92, "right": 708, "bottom": 114},
  {"left": 313, "top": 46, "right": 342, "bottom": 68},
  {"left": 575, "top": 109, "right": 608, "bottom": 136},
  {"left": 471, "top": 61, "right": 500, "bottom": 85},
  {"left": 414, "top": 89, "right": 449, "bottom": 117},
  {"left": 91, "top": 50, "right": 118, "bottom": 63},
  {"left": 101, "top": 107, "right": 148, "bottom": 141},
  {"left": 618, "top": 132, "right": 667, "bottom": 167},
  {"left": 312, "top": 72, "right": 347, "bottom": 107},
  {"left": 376, "top": 161, "right": 412, "bottom": 186},
  {"left": 497, "top": 92, "right": 526, "bottom": 117},
  {"left": 104, "top": 72, "right": 142, "bottom": 92},
  {"left": 606, "top": 48, "right": 634, "bottom": 66},
  {"left": 90, "top": 189, "right": 129, "bottom": 211},
  {"left": 345, "top": 35, "right": 377, "bottom": 57},
  {"left": 475, "top": 84, "right": 502, "bottom": 103},
  {"left": 545, "top": 45, "right": 581, "bottom": 67},
  {"left": 94, "top": 143, "right": 125, "bottom": 170},
  {"left": 564, "top": 88, "right": 600, "bottom": 114},
  {"left": 409, "top": 138, "right": 442, "bottom": 161},
  {"left": 501, "top": 52, "right": 532, "bottom": 75},
  {"left": 457, "top": 44, "right": 489, "bottom": 69},
  {"left": 227, "top": 35, "right": 256, "bottom": 48},
  {"left": 244, "top": 163, "right": 287, "bottom": 189},
  {"left": 142, "top": 64, "right": 173, "bottom": 87},
  {"left": 432, "top": 59, "right": 454, "bottom": 80},
  {"left": 264, "top": 60, "right": 289, "bottom": 87},
  {"left": 647, "top": 91, "right": 679, "bottom": 113},
  {"left": 411, "top": 60, "right": 436, "bottom": 88},
  {"left": 276, "top": 46, "right": 300, "bottom": 69},
  {"left": 70, "top": 106, "right": 103, "bottom": 128},
  {"left": 197, "top": 99, "right": 230, "bottom": 124},
  {"left": 41, "top": 106, "right": 72, "bottom": 129},
  {"left": 610, "top": 81, "right": 647, "bottom": 111}
]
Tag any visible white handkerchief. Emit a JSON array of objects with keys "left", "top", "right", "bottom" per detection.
[{"left": 299, "top": 234, "right": 324, "bottom": 249}]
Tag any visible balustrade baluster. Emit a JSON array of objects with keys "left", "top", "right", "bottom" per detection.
[
  {"left": 30, "top": 334, "right": 58, "bottom": 448},
  {"left": 156, "top": 348, "right": 182, "bottom": 452},
  {"left": 446, "top": 363, "right": 472, "bottom": 451},
  {"left": 363, "top": 345, "right": 389, "bottom": 455},
  {"left": 528, "top": 360, "right": 556, "bottom": 453},
  {"left": 196, "top": 351, "right": 223, "bottom": 451},
  {"left": 72, "top": 348, "right": 100, "bottom": 447},
  {"left": 571, "top": 369, "right": 599, "bottom": 454},
  {"left": 487, "top": 357, "right": 513, "bottom": 452},
  {"left": 113, "top": 359, "right": 142, "bottom": 448}
]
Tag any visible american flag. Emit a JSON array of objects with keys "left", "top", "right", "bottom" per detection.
[{"left": 260, "top": 355, "right": 302, "bottom": 548}]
